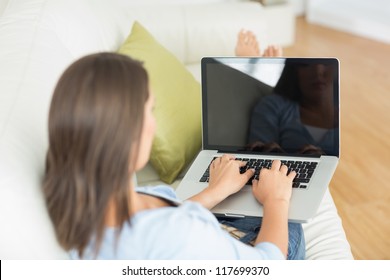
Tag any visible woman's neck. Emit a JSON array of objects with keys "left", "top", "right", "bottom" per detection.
[{"left": 299, "top": 100, "right": 336, "bottom": 129}]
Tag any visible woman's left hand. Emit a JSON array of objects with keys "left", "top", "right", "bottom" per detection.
[
  {"left": 208, "top": 154, "right": 254, "bottom": 197},
  {"left": 187, "top": 154, "right": 254, "bottom": 209}
]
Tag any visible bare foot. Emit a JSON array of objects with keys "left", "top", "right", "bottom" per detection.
[
  {"left": 235, "top": 29, "right": 283, "bottom": 57},
  {"left": 235, "top": 29, "right": 260, "bottom": 56},
  {"left": 263, "top": 45, "right": 283, "bottom": 57}
]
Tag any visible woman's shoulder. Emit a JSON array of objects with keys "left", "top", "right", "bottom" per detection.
[
  {"left": 70, "top": 200, "right": 215, "bottom": 259},
  {"left": 136, "top": 185, "right": 180, "bottom": 204},
  {"left": 264, "top": 93, "right": 295, "bottom": 106},
  {"left": 255, "top": 94, "right": 296, "bottom": 112},
  {"left": 134, "top": 185, "right": 218, "bottom": 230},
  {"left": 109, "top": 200, "right": 219, "bottom": 259}
]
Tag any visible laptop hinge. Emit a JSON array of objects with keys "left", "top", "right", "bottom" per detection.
[
  {"left": 224, "top": 213, "right": 245, "bottom": 218},
  {"left": 217, "top": 150, "right": 321, "bottom": 158}
]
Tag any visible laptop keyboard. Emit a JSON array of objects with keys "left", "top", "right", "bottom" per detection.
[{"left": 199, "top": 158, "right": 318, "bottom": 189}]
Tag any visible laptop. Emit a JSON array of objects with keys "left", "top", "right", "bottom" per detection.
[{"left": 176, "top": 57, "right": 340, "bottom": 223}]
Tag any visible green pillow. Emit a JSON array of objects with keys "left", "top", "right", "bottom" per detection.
[{"left": 118, "top": 21, "right": 201, "bottom": 184}]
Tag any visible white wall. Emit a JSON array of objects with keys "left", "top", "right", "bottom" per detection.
[
  {"left": 288, "top": 0, "right": 307, "bottom": 16},
  {"left": 306, "top": 0, "right": 390, "bottom": 44}
]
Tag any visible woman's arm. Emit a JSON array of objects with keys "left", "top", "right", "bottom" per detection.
[
  {"left": 252, "top": 160, "right": 296, "bottom": 258},
  {"left": 188, "top": 154, "right": 254, "bottom": 210}
]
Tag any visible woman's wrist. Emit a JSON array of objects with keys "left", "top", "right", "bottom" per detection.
[
  {"left": 203, "top": 184, "right": 230, "bottom": 208},
  {"left": 262, "top": 199, "right": 290, "bottom": 211},
  {"left": 255, "top": 200, "right": 290, "bottom": 257},
  {"left": 262, "top": 200, "right": 290, "bottom": 220},
  {"left": 187, "top": 184, "right": 228, "bottom": 209}
]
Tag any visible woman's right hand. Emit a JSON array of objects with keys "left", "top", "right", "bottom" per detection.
[
  {"left": 252, "top": 160, "right": 296, "bottom": 207},
  {"left": 252, "top": 160, "right": 296, "bottom": 257}
]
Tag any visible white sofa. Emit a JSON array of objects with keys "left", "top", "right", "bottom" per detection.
[{"left": 0, "top": 0, "right": 353, "bottom": 259}]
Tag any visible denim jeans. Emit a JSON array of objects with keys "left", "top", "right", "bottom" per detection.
[{"left": 218, "top": 216, "right": 305, "bottom": 260}]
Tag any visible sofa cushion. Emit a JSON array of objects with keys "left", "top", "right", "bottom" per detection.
[{"left": 118, "top": 22, "right": 202, "bottom": 184}]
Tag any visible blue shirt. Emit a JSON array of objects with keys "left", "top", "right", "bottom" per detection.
[
  {"left": 69, "top": 185, "right": 284, "bottom": 260},
  {"left": 249, "top": 94, "right": 338, "bottom": 155}
]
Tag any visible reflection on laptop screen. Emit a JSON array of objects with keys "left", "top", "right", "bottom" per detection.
[{"left": 201, "top": 57, "right": 339, "bottom": 157}]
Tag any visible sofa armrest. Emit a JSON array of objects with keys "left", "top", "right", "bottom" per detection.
[
  {"left": 182, "top": 2, "right": 269, "bottom": 64},
  {"left": 120, "top": 2, "right": 268, "bottom": 65}
]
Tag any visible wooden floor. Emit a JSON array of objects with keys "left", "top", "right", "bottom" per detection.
[{"left": 283, "top": 17, "right": 390, "bottom": 260}]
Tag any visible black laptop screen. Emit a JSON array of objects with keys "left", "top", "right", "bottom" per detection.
[{"left": 201, "top": 57, "right": 340, "bottom": 157}]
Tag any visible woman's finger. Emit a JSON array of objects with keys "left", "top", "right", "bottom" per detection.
[
  {"left": 288, "top": 170, "right": 297, "bottom": 180},
  {"left": 271, "top": 159, "right": 281, "bottom": 170},
  {"left": 222, "top": 154, "right": 235, "bottom": 161},
  {"left": 280, "top": 164, "right": 288, "bottom": 174}
]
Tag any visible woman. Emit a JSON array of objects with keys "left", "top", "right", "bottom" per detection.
[
  {"left": 43, "top": 52, "right": 304, "bottom": 259},
  {"left": 248, "top": 59, "right": 339, "bottom": 155}
]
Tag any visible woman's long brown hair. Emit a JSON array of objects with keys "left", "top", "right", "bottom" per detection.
[{"left": 43, "top": 53, "right": 149, "bottom": 257}]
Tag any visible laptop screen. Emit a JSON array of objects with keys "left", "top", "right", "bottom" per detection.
[{"left": 201, "top": 57, "right": 340, "bottom": 157}]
